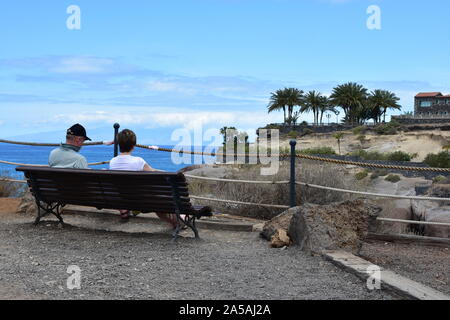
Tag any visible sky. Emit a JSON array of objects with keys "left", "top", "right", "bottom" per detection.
[{"left": 0, "top": 0, "right": 450, "bottom": 144}]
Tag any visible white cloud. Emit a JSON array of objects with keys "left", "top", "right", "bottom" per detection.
[
  {"left": 50, "top": 57, "right": 115, "bottom": 74},
  {"left": 49, "top": 109, "right": 278, "bottom": 131}
]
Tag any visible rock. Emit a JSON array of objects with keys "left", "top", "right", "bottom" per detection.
[
  {"left": 260, "top": 209, "right": 294, "bottom": 240},
  {"left": 288, "top": 199, "right": 381, "bottom": 254},
  {"left": 424, "top": 207, "right": 450, "bottom": 238},
  {"left": 270, "top": 229, "right": 292, "bottom": 248},
  {"left": 252, "top": 223, "right": 264, "bottom": 233},
  {"left": 16, "top": 190, "right": 38, "bottom": 216},
  {"left": 428, "top": 184, "right": 450, "bottom": 205},
  {"left": 411, "top": 200, "right": 437, "bottom": 221}
]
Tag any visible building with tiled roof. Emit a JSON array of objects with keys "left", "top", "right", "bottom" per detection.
[{"left": 414, "top": 92, "right": 450, "bottom": 117}]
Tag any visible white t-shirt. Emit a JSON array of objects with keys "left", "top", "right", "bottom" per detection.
[{"left": 109, "top": 155, "right": 147, "bottom": 171}]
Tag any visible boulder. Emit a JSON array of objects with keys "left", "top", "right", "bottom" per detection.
[
  {"left": 423, "top": 207, "right": 450, "bottom": 238},
  {"left": 270, "top": 229, "right": 292, "bottom": 248},
  {"left": 16, "top": 190, "right": 38, "bottom": 216},
  {"left": 288, "top": 199, "right": 381, "bottom": 254},
  {"left": 411, "top": 200, "right": 437, "bottom": 221},
  {"left": 260, "top": 209, "right": 294, "bottom": 241},
  {"left": 427, "top": 184, "right": 450, "bottom": 205}
]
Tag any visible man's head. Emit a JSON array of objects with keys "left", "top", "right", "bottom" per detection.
[
  {"left": 66, "top": 124, "right": 91, "bottom": 147},
  {"left": 117, "top": 129, "right": 137, "bottom": 153}
]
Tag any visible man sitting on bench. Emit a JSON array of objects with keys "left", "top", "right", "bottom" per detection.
[
  {"left": 109, "top": 129, "right": 182, "bottom": 227},
  {"left": 49, "top": 124, "right": 91, "bottom": 169}
]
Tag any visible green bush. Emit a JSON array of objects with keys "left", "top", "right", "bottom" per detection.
[
  {"left": 385, "top": 174, "right": 401, "bottom": 183},
  {"left": 375, "top": 120, "right": 401, "bottom": 135},
  {"left": 351, "top": 150, "right": 385, "bottom": 161},
  {"left": 433, "top": 175, "right": 447, "bottom": 184},
  {"left": 302, "top": 128, "right": 315, "bottom": 135},
  {"left": 386, "top": 151, "right": 413, "bottom": 162},
  {"left": 357, "top": 135, "right": 366, "bottom": 143},
  {"left": 350, "top": 150, "right": 414, "bottom": 162},
  {"left": 300, "top": 147, "right": 336, "bottom": 155},
  {"left": 352, "top": 126, "right": 367, "bottom": 135},
  {"left": 288, "top": 131, "right": 298, "bottom": 139},
  {"left": 355, "top": 170, "right": 369, "bottom": 180},
  {"left": 371, "top": 169, "right": 389, "bottom": 180},
  {"left": 424, "top": 152, "right": 450, "bottom": 168}
]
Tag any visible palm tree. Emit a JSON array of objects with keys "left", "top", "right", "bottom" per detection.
[
  {"left": 284, "top": 88, "right": 304, "bottom": 125},
  {"left": 330, "top": 82, "right": 368, "bottom": 124},
  {"left": 333, "top": 132, "right": 344, "bottom": 155},
  {"left": 318, "top": 96, "right": 335, "bottom": 125},
  {"left": 368, "top": 90, "right": 402, "bottom": 123},
  {"left": 220, "top": 126, "right": 237, "bottom": 146},
  {"left": 267, "top": 89, "right": 288, "bottom": 124},
  {"left": 302, "top": 91, "right": 323, "bottom": 126}
]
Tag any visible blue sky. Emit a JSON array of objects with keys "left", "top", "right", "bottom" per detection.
[{"left": 0, "top": 0, "right": 450, "bottom": 143}]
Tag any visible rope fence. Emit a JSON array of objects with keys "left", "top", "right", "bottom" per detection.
[
  {"left": 0, "top": 139, "right": 109, "bottom": 147},
  {"left": 0, "top": 160, "right": 110, "bottom": 167},
  {"left": 1, "top": 131, "right": 450, "bottom": 231},
  {"left": 3, "top": 137, "right": 450, "bottom": 173}
]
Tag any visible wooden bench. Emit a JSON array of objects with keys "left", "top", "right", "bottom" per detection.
[{"left": 16, "top": 166, "right": 213, "bottom": 240}]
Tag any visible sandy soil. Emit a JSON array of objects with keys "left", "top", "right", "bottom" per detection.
[
  {"left": 0, "top": 198, "right": 20, "bottom": 215},
  {"left": 263, "top": 129, "right": 450, "bottom": 161}
]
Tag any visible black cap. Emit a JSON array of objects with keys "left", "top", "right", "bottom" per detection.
[{"left": 67, "top": 124, "right": 91, "bottom": 141}]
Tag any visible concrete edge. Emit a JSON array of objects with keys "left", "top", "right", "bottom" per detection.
[
  {"left": 63, "top": 206, "right": 256, "bottom": 232},
  {"left": 322, "top": 250, "right": 450, "bottom": 301}
]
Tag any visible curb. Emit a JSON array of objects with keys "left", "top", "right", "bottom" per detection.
[
  {"left": 323, "top": 250, "right": 450, "bottom": 300},
  {"left": 63, "top": 206, "right": 257, "bottom": 232}
]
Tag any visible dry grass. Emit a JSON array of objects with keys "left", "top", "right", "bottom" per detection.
[
  {"left": 188, "top": 160, "right": 364, "bottom": 220},
  {"left": 0, "top": 172, "right": 25, "bottom": 198}
]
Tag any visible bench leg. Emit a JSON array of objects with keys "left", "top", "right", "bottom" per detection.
[
  {"left": 183, "top": 215, "right": 199, "bottom": 239},
  {"left": 52, "top": 205, "right": 65, "bottom": 227},
  {"left": 34, "top": 201, "right": 42, "bottom": 226},
  {"left": 34, "top": 202, "right": 65, "bottom": 227}
]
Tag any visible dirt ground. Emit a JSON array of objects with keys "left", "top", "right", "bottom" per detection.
[
  {"left": 359, "top": 241, "right": 450, "bottom": 295},
  {"left": 0, "top": 198, "right": 20, "bottom": 215},
  {"left": 0, "top": 198, "right": 393, "bottom": 300}
]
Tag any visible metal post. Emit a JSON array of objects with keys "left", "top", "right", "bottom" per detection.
[
  {"left": 289, "top": 139, "right": 297, "bottom": 208},
  {"left": 113, "top": 123, "right": 120, "bottom": 157}
]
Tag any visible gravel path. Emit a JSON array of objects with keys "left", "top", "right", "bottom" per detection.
[{"left": 0, "top": 214, "right": 393, "bottom": 300}]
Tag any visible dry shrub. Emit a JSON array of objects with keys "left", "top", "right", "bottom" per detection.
[
  {"left": 0, "top": 174, "right": 25, "bottom": 198},
  {"left": 189, "top": 160, "right": 361, "bottom": 220}
]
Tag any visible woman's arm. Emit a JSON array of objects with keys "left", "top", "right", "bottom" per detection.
[{"left": 143, "top": 163, "right": 156, "bottom": 172}]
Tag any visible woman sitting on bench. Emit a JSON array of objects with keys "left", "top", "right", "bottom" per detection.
[{"left": 109, "top": 129, "right": 180, "bottom": 227}]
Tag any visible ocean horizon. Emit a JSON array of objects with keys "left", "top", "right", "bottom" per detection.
[{"left": 0, "top": 143, "right": 218, "bottom": 179}]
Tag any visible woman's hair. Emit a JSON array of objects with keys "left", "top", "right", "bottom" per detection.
[{"left": 117, "top": 129, "right": 137, "bottom": 153}]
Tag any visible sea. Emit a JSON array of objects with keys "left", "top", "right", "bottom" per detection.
[{"left": 0, "top": 144, "right": 217, "bottom": 180}]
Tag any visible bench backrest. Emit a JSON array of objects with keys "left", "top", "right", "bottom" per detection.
[{"left": 16, "top": 166, "right": 196, "bottom": 214}]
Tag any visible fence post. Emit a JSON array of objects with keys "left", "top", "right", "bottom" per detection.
[
  {"left": 113, "top": 123, "right": 120, "bottom": 157},
  {"left": 290, "top": 139, "right": 297, "bottom": 208}
]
